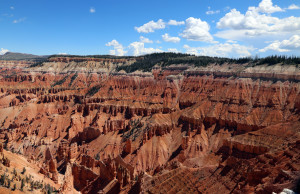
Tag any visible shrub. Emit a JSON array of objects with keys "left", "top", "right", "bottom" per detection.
[
  {"left": 94, "top": 153, "right": 100, "bottom": 160},
  {"left": 69, "top": 73, "right": 78, "bottom": 87},
  {"left": 13, "top": 168, "right": 17, "bottom": 175},
  {"left": 86, "top": 85, "right": 101, "bottom": 96},
  {"left": 0, "top": 173, "right": 6, "bottom": 185},
  {"left": 21, "top": 178, "right": 25, "bottom": 191},
  {"left": 52, "top": 75, "right": 68, "bottom": 87},
  {"left": 12, "top": 183, "right": 16, "bottom": 191},
  {"left": 22, "top": 167, "right": 26, "bottom": 174},
  {"left": 7, "top": 179, "right": 10, "bottom": 188}
]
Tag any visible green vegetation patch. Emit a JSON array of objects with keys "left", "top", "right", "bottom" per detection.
[
  {"left": 86, "top": 85, "right": 101, "bottom": 96},
  {"left": 257, "top": 55, "right": 300, "bottom": 66},
  {"left": 116, "top": 53, "right": 300, "bottom": 73},
  {"left": 69, "top": 73, "right": 78, "bottom": 87},
  {"left": 52, "top": 75, "right": 69, "bottom": 87}
]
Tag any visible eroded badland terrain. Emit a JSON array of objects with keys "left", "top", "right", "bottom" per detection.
[{"left": 0, "top": 53, "right": 299, "bottom": 193}]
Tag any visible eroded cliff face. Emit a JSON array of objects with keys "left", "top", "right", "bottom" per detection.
[
  {"left": 26, "top": 56, "right": 138, "bottom": 74},
  {"left": 0, "top": 59, "right": 299, "bottom": 193}
]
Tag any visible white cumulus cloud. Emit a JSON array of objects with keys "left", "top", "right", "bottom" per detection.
[
  {"left": 139, "top": 36, "right": 153, "bottom": 43},
  {"left": 106, "top": 40, "right": 162, "bottom": 56},
  {"left": 128, "top": 42, "right": 162, "bottom": 56},
  {"left": 183, "top": 43, "right": 254, "bottom": 57},
  {"left": 259, "top": 35, "right": 300, "bottom": 52},
  {"left": 167, "top": 48, "right": 179, "bottom": 53},
  {"left": 106, "top": 40, "right": 127, "bottom": 56},
  {"left": 135, "top": 19, "right": 165, "bottom": 33},
  {"left": 256, "top": 0, "right": 283, "bottom": 14},
  {"left": 0, "top": 48, "right": 9, "bottom": 55},
  {"left": 162, "top": 33, "right": 180, "bottom": 43},
  {"left": 287, "top": 4, "right": 300, "bottom": 10},
  {"left": 216, "top": 0, "right": 300, "bottom": 40},
  {"left": 168, "top": 20, "right": 185, "bottom": 26},
  {"left": 180, "top": 17, "right": 214, "bottom": 42},
  {"left": 217, "top": 9, "right": 245, "bottom": 30}
]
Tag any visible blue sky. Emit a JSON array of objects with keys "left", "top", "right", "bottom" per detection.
[{"left": 0, "top": 0, "right": 300, "bottom": 57}]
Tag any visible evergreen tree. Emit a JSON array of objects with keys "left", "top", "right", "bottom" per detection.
[{"left": 21, "top": 178, "right": 25, "bottom": 191}]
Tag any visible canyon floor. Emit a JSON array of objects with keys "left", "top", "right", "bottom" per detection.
[{"left": 0, "top": 53, "right": 299, "bottom": 193}]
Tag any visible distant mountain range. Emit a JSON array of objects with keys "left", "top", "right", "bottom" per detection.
[{"left": 0, "top": 52, "right": 49, "bottom": 61}]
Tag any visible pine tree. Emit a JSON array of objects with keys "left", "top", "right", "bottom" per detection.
[
  {"left": 7, "top": 179, "right": 10, "bottom": 188},
  {"left": 22, "top": 167, "right": 26, "bottom": 174},
  {"left": 21, "top": 178, "right": 25, "bottom": 191}
]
